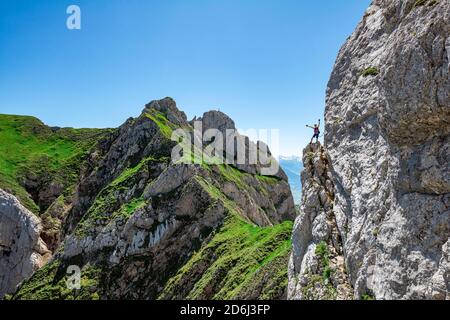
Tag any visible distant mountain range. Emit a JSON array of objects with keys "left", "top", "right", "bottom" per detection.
[{"left": 279, "top": 156, "right": 302, "bottom": 204}]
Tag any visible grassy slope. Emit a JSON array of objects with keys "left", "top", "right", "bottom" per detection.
[
  {"left": 0, "top": 114, "right": 107, "bottom": 213},
  {"left": 159, "top": 176, "right": 292, "bottom": 300},
  {"left": 73, "top": 155, "right": 170, "bottom": 237},
  {"left": 159, "top": 214, "right": 292, "bottom": 300},
  {"left": 10, "top": 260, "right": 102, "bottom": 300},
  {"left": 12, "top": 216, "right": 292, "bottom": 300}
]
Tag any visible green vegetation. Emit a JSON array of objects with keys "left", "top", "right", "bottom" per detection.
[
  {"left": 215, "top": 164, "right": 280, "bottom": 201},
  {"left": 409, "top": 0, "right": 438, "bottom": 14},
  {"left": 0, "top": 114, "right": 107, "bottom": 213},
  {"left": 179, "top": 148, "right": 280, "bottom": 188},
  {"left": 414, "top": 0, "right": 428, "bottom": 7},
  {"left": 74, "top": 156, "right": 167, "bottom": 237},
  {"left": 301, "top": 274, "right": 337, "bottom": 300},
  {"left": 305, "top": 151, "right": 315, "bottom": 161},
  {"left": 255, "top": 173, "right": 280, "bottom": 185},
  {"left": 362, "top": 292, "right": 376, "bottom": 300},
  {"left": 160, "top": 213, "right": 293, "bottom": 300},
  {"left": 216, "top": 164, "right": 246, "bottom": 189},
  {"left": 6, "top": 111, "right": 294, "bottom": 300},
  {"left": 175, "top": 143, "right": 223, "bottom": 170},
  {"left": 413, "top": 0, "right": 438, "bottom": 7},
  {"left": 13, "top": 260, "right": 103, "bottom": 300},
  {"left": 331, "top": 116, "right": 344, "bottom": 124},
  {"left": 13, "top": 159, "right": 293, "bottom": 300},
  {"left": 145, "top": 110, "right": 175, "bottom": 139},
  {"left": 195, "top": 176, "right": 242, "bottom": 216},
  {"left": 40, "top": 194, "right": 67, "bottom": 247},
  {"left": 196, "top": 167, "right": 277, "bottom": 226},
  {"left": 315, "top": 241, "right": 332, "bottom": 281},
  {"left": 112, "top": 196, "right": 146, "bottom": 220},
  {"left": 299, "top": 241, "right": 338, "bottom": 300},
  {"left": 361, "top": 67, "right": 379, "bottom": 77},
  {"left": 159, "top": 175, "right": 293, "bottom": 300},
  {"left": 372, "top": 227, "right": 380, "bottom": 237}
]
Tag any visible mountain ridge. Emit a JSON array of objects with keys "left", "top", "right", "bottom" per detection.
[{"left": 1, "top": 97, "right": 296, "bottom": 300}]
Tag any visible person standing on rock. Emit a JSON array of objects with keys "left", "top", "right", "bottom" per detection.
[{"left": 306, "top": 119, "right": 321, "bottom": 144}]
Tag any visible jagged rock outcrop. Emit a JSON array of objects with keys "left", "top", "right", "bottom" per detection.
[
  {"left": 0, "top": 189, "right": 51, "bottom": 298},
  {"left": 11, "top": 98, "right": 296, "bottom": 300},
  {"left": 288, "top": 143, "right": 352, "bottom": 300},
  {"left": 196, "top": 110, "right": 288, "bottom": 180},
  {"left": 290, "top": 0, "right": 449, "bottom": 300}
]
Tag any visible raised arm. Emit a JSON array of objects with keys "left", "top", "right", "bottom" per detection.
[{"left": 306, "top": 125, "right": 314, "bottom": 129}]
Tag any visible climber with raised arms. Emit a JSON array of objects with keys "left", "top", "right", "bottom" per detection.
[{"left": 306, "top": 119, "right": 321, "bottom": 144}]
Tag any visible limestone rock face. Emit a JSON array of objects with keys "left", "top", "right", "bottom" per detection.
[
  {"left": 198, "top": 110, "right": 236, "bottom": 136},
  {"left": 196, "top": 110, "right": 288, "bottom": 181},
  {"left": 288, "top": 144, "right": 352, "bottom": 300},
  {"left": 290, "top": 0, "right": 449, "bottom": 300},
  {"left": 0, "top": 189, "right": 51, "bottom": 298}
]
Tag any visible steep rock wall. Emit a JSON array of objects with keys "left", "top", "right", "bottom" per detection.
[
  {"left": 0, "top": 189, "right": 51, "bottom": 298},
  {"left": 288, "top": 144, "right": 352, "bottom": 300},
  {"left": 290, "top": 0, "right": 449, "bottom": 300}
]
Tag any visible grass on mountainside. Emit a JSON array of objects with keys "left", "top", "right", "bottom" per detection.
[
  {"left": 11, "top": 260, "right": 102, "bottom": 300},
  {"left": 0, "top": 114, "right": 107, "bottom": 213},
  {"left": 360, "top": 67, "right": 379, "bottom": 77},
  {"left": 315, "top": 241, "right": 332, "bottom": 281},
  {"left": 159, "top": 176, "right": 293, "bottom": 300},
  {"left": 14, "top": 213, "right": 292, "bottom": 300},
  {"left": 73, "top": 155, "right": 171, "bottom": 237},
  {"left": 414, "top": 0, "right": 428, "bottom": 7},
  {"left": 12, "top": 165, "right": 294, "bottom": 300},
  {"left": 413, "top": 0, "right": 438, "bottom": 7},
  {"left": 159, "top": 212, "right": 293, "bottom": 300},
  {"left": 216, "top": 164, "right": 279, "bottom": 188},
  {"left": 13, "top": 173, "right": 294, "bottom": 301},
  {"left": 145, "top": 109, "right": 175, "bottom": 139}
]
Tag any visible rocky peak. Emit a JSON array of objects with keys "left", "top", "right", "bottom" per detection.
[
  {"left": 143, "top": 97, "right": 188, "bottom": 127},
  {"left": 195, "top": 110, "right": 287, "bottom": 181},
  {"left": 197, "top": 110, "right": 236, "bottom": 135}
]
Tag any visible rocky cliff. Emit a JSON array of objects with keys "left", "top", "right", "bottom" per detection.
[
  {"left": 0, "top": 190, "right": 51, "bottom": 298},
  {"left": 289, "top": 0, "right": 449, "bottom": 300},
  {"left": 5, "top": 98, "right": 295, "bottom": 300},
  {"left": 288, "top": 143, "right": 352, "bottom": 300},
  {"left": 0, "top": 114, "right": 108, "bottom": 299}
]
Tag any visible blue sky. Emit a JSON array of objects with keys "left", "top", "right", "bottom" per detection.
[{"left": 0, "top": 0, "right": 370, "bottom": 156}]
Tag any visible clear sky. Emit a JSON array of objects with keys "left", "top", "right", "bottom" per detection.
[{"left": 0, "top": 0, "right": 370, "bottom": 156}]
